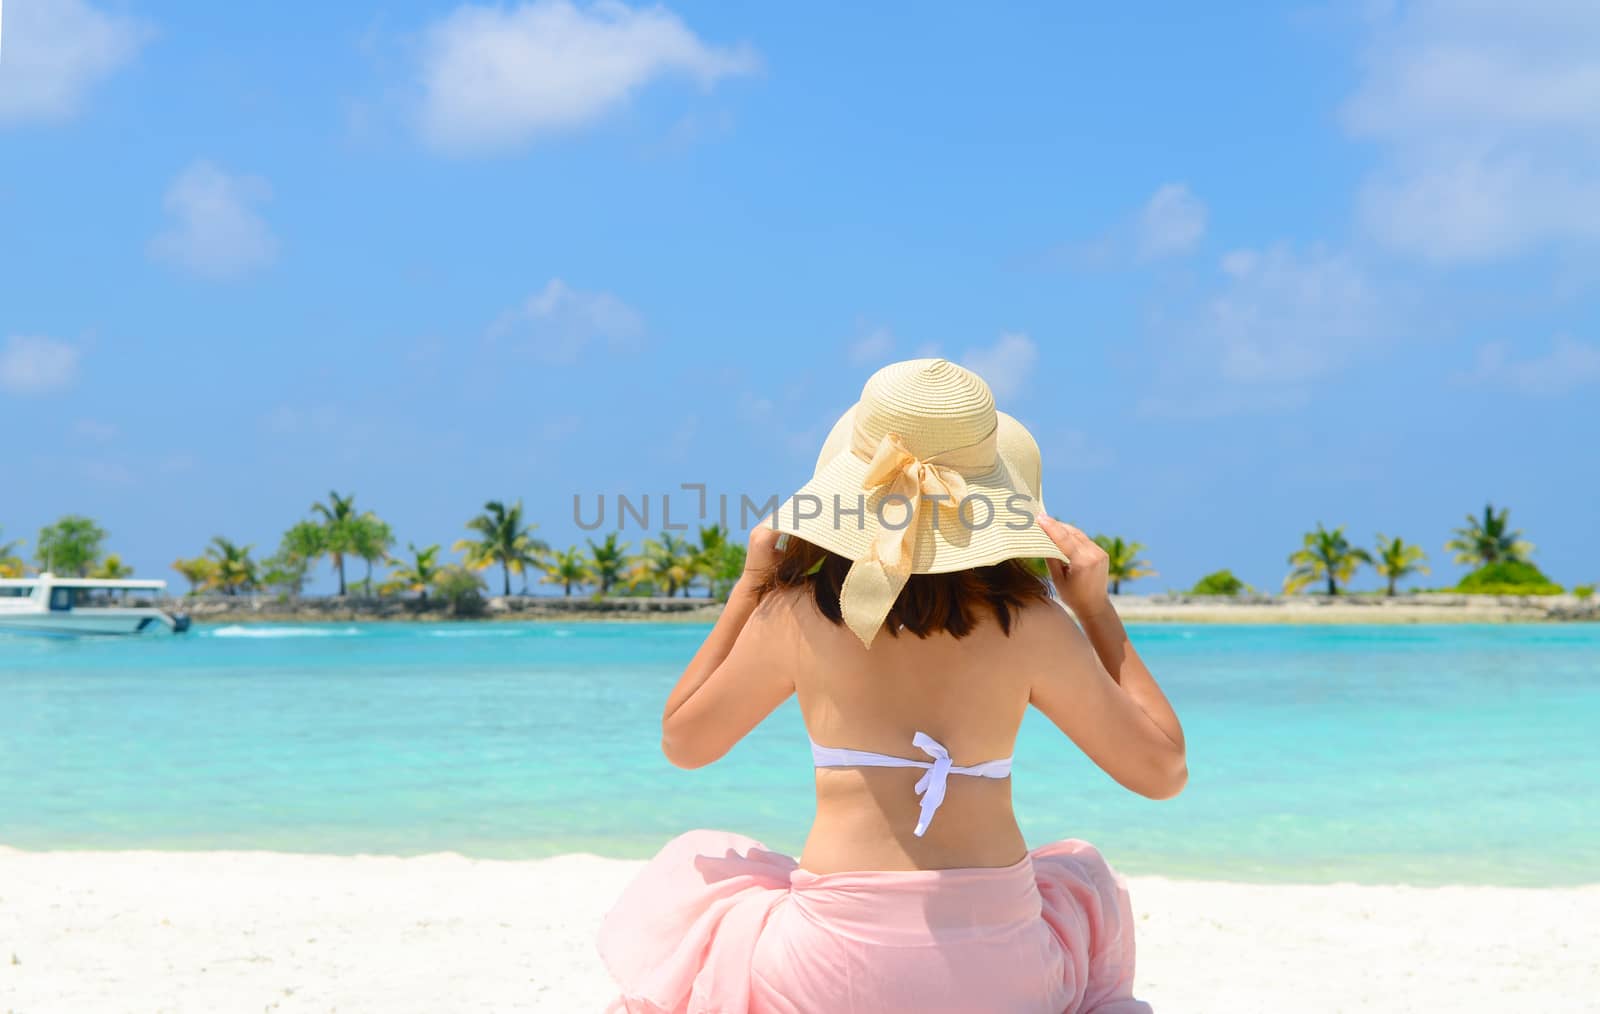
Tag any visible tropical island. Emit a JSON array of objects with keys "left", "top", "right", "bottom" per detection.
[{"left": 1, "top": 497, "right": 1594, "bottom": 625}]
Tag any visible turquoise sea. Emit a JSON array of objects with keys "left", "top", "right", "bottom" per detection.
[{"left": 1, "top": 622, "right": 1596, "bottom": 886}]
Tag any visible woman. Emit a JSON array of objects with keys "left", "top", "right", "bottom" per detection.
[{"left": 600, "top": 359, "right": 1186, "bottom": 1013}]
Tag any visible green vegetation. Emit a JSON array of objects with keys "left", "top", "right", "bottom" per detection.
[
  {"left": 586, "top": 534, "right": 630, "bottom": 596},
  {"left": 384, "top": 544, "right": 443, "bottom": 601},
  {"left": 260, "top": 521, "right": 326, "bottom": 598},
  {"left": 205, "top": 537, "right": 258, "bottom": 596},
  {"left": 1373, "top": 535, "right": 1429, "bottom": 597},
  {"left": 35, "top": 515, "right": 107, "bottom": 576},
  {"left": 0, "top": 528, "right": 26, "bottom": 578},
  {"left": 1285, "top": 524, "right": 1371, "bottom": 596},
  {"left": 306, "top": 492, "right": 397, "bottom": 597},
  {"left": 541, "top": 546, "right": 589, "bottom": 597},
  {"left": 1190, "top": 569, "right": 1249, "bottom": 596},
  {"left": 1454, "top": 560, "right": 1563, "bottom": 596},
  {"left": 310, "top": 491, "right": 359, "bottom": 596},
  {"left": 456, "top": 499, "right": 550, "bottom": 597},
  {"left": 1447, "top": 503, "right": 1532, "bottom": 566},
  {"left": 351, "top": 515, "right": 395, "bottom": 596},
  {"left": 91, "top": 554, "right": 135, "bottom": 579},
  {"left": 170, "top": 556, "right": 219, "bottom": 595},
  {"left": 115, "top": 498, "right": 750, "bottom": 604},
  {"left": 694, "top": 524, "right": 746, "bottom": 599},
  {"left": 7, "top": 498, "right": 1590, "bottom": 612},
  {"left": 631, "top": 532, "right": 696, "bottom": 597},
  {"left": 431, "top": 564, "right": 486, "bottom": 616},
  {"left": 1092, "top": 535, "right": 1156, "bottom": 595}
]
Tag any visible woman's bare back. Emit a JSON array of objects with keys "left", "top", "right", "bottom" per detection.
[
  {"left": 660, "top": 517, "right": 1186, "bottom": 875},
  {"left": 786, "top": 589, "right": 1052, "bottom": 872}
]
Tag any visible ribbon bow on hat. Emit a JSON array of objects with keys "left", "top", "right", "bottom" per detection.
[{"left": 839, "top": 429, "right": 995, "bottom": 647}]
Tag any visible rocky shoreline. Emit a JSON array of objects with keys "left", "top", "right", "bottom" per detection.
[
  {"left": 164, "top": 594, "right": 725, "bottom": 624},
  {"left": 162, "top": 592, "right": 1600, "bottom": 625}
]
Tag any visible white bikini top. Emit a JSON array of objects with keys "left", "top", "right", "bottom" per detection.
[{"left": 809, "top": 731, "right": 1013, "bottom": 837}]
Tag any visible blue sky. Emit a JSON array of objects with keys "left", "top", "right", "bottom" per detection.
[{"left": 2, "top": 0, "right": 1597, "bottom": 593}]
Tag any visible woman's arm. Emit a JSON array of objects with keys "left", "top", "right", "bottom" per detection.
[
  {"left": 1068, "top": 597, "right": 1185, "bottom": 756},
  {"left": 1027, "top": 514, "right": 1187, "bottom": 798},
  {"left": 661, "top": 576, "right": 765, "bottom": 728},
  {"left": 660, "top": 525, "right": 796, "bottom": 768}
]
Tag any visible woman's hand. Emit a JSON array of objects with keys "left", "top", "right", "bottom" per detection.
[
  {"left": 1036, "top": 513, "right": 1112, "bottom": 619},
  {"left": 742, "top": 518, "right": 785, "bottom": 579}
]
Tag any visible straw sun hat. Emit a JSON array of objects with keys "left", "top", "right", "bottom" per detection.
[{"left": 774, "top": 358, "right": 1068, "bottom": 647}]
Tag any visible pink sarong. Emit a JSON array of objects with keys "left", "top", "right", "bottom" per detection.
[{"left": 598, "top": 830, "right": 1152, "bottom": 1013}]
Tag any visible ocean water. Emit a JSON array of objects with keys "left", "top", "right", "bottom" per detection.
[{"left": 1, "top": 621, "right": 1596, "bottom": 886}]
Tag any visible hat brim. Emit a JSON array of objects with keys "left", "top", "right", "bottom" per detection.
[{"left": 775, "top": 415, "right": 1067, "bottom": 573}]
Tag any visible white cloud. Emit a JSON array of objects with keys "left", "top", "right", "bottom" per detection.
[
  {"left": 262, "top": 404, "right": 338, "bottom": 435},
  {"left": 1456, "top": 335, "right": 1600, "bottom": 396},
  {"left": 1206, "top": 245, "right": 1382, "bottom": 385},
  {"left": 962, "top": 332, "right": 1038, "bottom": 400},
  {"left": 489, "top": 278, "right": 645, "bottom": 363},
  {"left": 148, "top": 161, "right": 278, "bottom": 279},
  {"left": 1137, "top": 244, "right": 1398, "bottom": 418},
  {"left": 736, "top": 391, "right": 773, "bottom": 423},
  {"left": 0, "top": 0, "right": 151, "bottom": 125},
  {"left": 1137, "top": 183, "right": 1208, "bottom": 259},
  {"left": 1344, "top": 1, "right": 1600, "bottom": 261},
  {"left": 74, "top": 418, "right": 118, "bottom": 441},
  {"left": 847, "top": 327, "right": 894, "bottom": 366},
  {"left": 0, "top": 335, "right": 80, "bottom": 394},
  {"left": 417, "top": 0, "right": 759, "bottom": 154},
  {"left": 80, "top": 459, "right": 133, "bottom": 484},
  {"left": 1054, "top": 183, "right": 1208, "bottom": 267}
]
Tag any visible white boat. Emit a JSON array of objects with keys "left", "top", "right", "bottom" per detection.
[{"left": 0, "top": 573, "right": 191, "bottom": 636}]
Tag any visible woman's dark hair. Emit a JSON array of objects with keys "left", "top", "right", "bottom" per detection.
[{"left": 751, "top": 536, "right": 1052, "bottom": 639}]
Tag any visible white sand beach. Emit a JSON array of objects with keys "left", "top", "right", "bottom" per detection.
[{"left": 2, "top": 848, "right": 1595, "bottom": 1013}]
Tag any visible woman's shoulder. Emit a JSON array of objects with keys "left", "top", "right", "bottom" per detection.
[{"left": 1006, "top": 594, "right": 1075, "bottom": 641}]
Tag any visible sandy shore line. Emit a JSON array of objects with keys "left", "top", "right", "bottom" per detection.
[
  {"left": 2, "top": 848, "right": 1595, "bottom": 1013},
  {"left": 1109, "top": 598, "right": 1575, "bottom": 624}
]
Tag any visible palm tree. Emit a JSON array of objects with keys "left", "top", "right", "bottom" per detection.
[
  {"left": 267, "top": 521, "right": 326, "bottom": 598},
  {"left": 632, "top": 532, "right": 695, "bottom": 597},
  {"left": 0, "top": 528, "right": 25, "bottom": 578},
  {"left": 455, "top": 499, "right": 550, "bottom": 597},
  {"left": 259, "top": 552, "right": 310, "bottom": 598},
  {"left": 1285, "top": 523, "right": 1372, "bottom": 596},
  {"left": 541, "top": 546, "right": 590, "bottom": 597},
  {"left": 35, "top": 515, "right": 107, "bottom": 576},
  {"left": 710, "top": 542, "right": 746, "bottom": 600},
  {"left": 311, "top": 491, "right": 358, "bottom": 596},
  {"left": 91, "top": 554, "right": 135, "bottom": 579},
  {"left": 350, "top": 514, "right": 395, "bottom": 596},
  {"left": 1091, "top": 535, "right": 1157, "bottom": 595},
  {"left": 1446, "top": 503, "right": 1533, "bottom": 566},
  {"left": 1374, "top": 534, "right": 1430, "bottom": 597},
  {"left": 385, "top": 543, "right": 443, "bottom": 601},
  {"left": 205, "top": 537, "right": 258, "bottom": 596},
  {"left": 690, "top": 525, "right": 746, "bottom": 600},
  {"left": 586, "top": 533, "right": 630, "bottom": 596},
  {"left": 171, "top": 556, "right": 219, "bottom": 595}
]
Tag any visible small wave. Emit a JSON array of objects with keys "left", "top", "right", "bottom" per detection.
[
  {"left": 207, "top": 625, "right": 363, "bottom": 639},
  {"left": 427, "top": 628, "right": 525, "bottom": 638}
]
